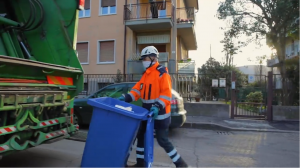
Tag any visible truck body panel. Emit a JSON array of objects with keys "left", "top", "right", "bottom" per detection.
[{"left": 0, "top": 0, "right": 84, "bottom": 156}]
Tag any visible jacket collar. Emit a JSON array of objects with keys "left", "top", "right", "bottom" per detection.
[{"left": 145, "top": 62, "right": 159, "bottom": 74}]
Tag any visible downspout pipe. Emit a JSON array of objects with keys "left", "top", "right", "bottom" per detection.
[{"left": 123, "top": 0, "right": 128, "bottom": 80}]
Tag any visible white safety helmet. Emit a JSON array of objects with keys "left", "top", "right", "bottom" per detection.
[{"left": 139, "top": 46, "right": 159, "bottom": 60}]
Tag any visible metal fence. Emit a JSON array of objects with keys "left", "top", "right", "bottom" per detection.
[
  {"left": 77, "top": 72, "right": 299, "bottom": 105},
  {"left": 77, "top": 73, "right": 234, "bottom": 102},
  {"left": 272, "top": 74, "right": 299, "bottom": 106}
]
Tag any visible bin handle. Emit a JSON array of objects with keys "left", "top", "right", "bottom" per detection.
[{"left": 147, "top": 112, "right": 154, "bottom": 118}]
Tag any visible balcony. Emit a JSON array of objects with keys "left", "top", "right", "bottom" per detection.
[
  {"left": 178, "top": 60, "right": 195, "bottom": 74},
  {"left": 176, "top": 7, "right": 197, "bottom": 50},
  {"left": 127, "top": 52, "right": 169, "bottom": 74},
  {"left": 267, "top": 51, "right": 299, "bottom": 67},
  {"left": 128, "top": 52, "right": 169, "bottom": 62},
  {"left": 124, "top": 1, "right": 174, "bottom": 31}
]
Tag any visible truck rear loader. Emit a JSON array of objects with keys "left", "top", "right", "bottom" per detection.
[{"left": 0, "top": 0, "right": 85, "bottom": 157}]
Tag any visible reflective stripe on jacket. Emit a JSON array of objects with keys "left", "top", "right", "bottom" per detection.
[{"left": 124, "top": 62, "right": 172, "bottom": 129}]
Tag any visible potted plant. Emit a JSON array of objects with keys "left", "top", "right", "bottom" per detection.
[
  {"left": 195, "top": 94, "right": 201, "bottom": 102},
  {"left": 189, "top": 19, "right": 194, "bottom": 23}
]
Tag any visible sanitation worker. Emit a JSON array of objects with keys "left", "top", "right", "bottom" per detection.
[{"left": 118, "top": 46, "right": 189, "bottom": 167}]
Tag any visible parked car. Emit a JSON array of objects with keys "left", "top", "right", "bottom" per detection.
[{"left": 73, "top": 82, "right": 187, "bottom": 129}]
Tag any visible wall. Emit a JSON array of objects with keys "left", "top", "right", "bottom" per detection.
[
  {"left": 176, "top": 36, "right": 181, "bottom": 60},
  {"left": 273, "top": 106, "right": 299, "bottom": 121},
  {"left": 126, "top": 27, "right": 137, "bottom": 61},
  {"left": 177, "top": 0, "right": 186, "bottom": 8},
  {"left": 285, "top": 39, "right": 300, "bottom": 57},
  {"left": 237, "top": 65, "right": 271, "bottom": 76},
  {"left": 181, "top": 39, "right": 188, "bottom": 59},
  {"left": 184, "top": 103, "right": 230, "bottom": 118},
  {"left": 77, "top": 0, "right": 125, "bottom": 74},
  {"left": 175, "top": 36, "right": 189, "bottom": 60}
]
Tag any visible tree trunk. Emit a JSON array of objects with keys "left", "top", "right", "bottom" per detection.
[
  {"left": 259, "top": 64, "right": 262, "bottom": 87},
  {"left": 226, "top": 52, "right": 229, "bottom": 65},
  {"left": 225, "top": 86, "right": 229, "bottom": 102},
  {"left": 274, "top": 34, "right": 288, "bottom": 105}
]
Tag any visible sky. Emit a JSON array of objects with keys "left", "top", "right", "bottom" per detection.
[{"left": 189, "top": 0, "right": 273, "bottom": 69}]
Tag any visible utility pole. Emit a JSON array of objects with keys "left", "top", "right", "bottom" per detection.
[{"left": 210, "top": 44, "right": 212, "bottom": 58}]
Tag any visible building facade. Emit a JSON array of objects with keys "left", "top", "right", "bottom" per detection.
[{"left": 76, "top": 0, "right": 199, "bottom": 94}]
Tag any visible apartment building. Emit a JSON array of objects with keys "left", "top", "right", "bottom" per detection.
[
  {"left": 76, "top": 0, "right": 199, "bottom": 94},
  {"left": 267, "top": 18, "right": 299, "bottom": 69}
]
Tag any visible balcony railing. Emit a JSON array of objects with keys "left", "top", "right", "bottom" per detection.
[
  {"left": 124, "top": 1, "right": 174, "bottom": 22},
  {"left": 176, "top": 7, "right": 196, "bottom": 25},
  {"left": 178, "top": 60, "right": 195, "bottom": 73}
]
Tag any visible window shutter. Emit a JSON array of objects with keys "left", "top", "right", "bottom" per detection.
[
  {"left": 76, "top": 43, "right": 88, "bottom": 63},
  {"left": 85, "top": 0, "right": 91, "bottom": 9},
  {"left": 101, "top": 0, "right": 116, "bottom": 7},
  {"left": 99, "top": 41, "right": 114, "bottom": 62}
]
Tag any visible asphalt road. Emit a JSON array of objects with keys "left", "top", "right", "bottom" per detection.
[{"left": 0, "top": 128, "right": 299, "bottom": 167}]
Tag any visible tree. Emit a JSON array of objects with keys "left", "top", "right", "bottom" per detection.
[
  {"left": 197, "top": 57, "right": 246, "bottom": 101},
  {"left": 217, "top": 0, "right": 299, "bottom": 105},
  {"left": 220, "top": 30, "right": 243, "bottom": 66}
]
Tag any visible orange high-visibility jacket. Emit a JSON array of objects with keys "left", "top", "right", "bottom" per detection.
[{"left": 124, "top": 62, "right": 172, "bottom": 129}]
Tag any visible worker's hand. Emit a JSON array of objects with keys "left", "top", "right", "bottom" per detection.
[
  {"left": 118, "top": 95, "right": 125, "bottom": 101},
  {"left": 150, "top": 106, "right": 159, "bottom": 119}
]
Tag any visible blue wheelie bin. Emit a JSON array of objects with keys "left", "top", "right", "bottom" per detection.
[{"left": 80, "top": 97, "right": 154, "bottom": 167}]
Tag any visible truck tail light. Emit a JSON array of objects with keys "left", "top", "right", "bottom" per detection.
[
  {"left": 78, "top": 0, "right": 85, "bottom": 10},
  {"left": 70, "top": 108, "right": 74, "bottom": 124}
]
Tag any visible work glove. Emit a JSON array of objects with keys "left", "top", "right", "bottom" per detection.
[
  {"left": 150, "top": 105, "right": 159, "bottom": 119},
  {"left": 118, "top": 94, "right": 125, "bottom": 101}
]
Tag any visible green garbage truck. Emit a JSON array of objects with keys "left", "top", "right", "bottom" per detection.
[{"left": 0, "top": 0, "right": 84, "bottom": 156}]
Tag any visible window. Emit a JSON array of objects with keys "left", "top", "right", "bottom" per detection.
[
  {"left": 76, "top": 42, "right": 89, "bottom": 64},
  {"left": 98, "top": 82, "right": 111, "bottom": 90},
  {"left": 95, "top": 84, "right": 127, "bottom": 98},
  {"left": 79, "top": 0, "right": 91, "bottom": 18},
  {"left": 128, "top": 83, "right": 135, "bottom": 90},
  {"left": 100, "top": 0, "right": 116, "bottom": 15},
  {"left": 98, "top": 40, "right": 115, "bottom": 64}
]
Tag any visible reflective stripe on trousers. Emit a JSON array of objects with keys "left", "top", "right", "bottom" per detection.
[
  {"left": 167, "top": 148, "right": 181, "bottom": 163},
  {"left": 136, "top": 147, "right": 144, "bottom": 159}
]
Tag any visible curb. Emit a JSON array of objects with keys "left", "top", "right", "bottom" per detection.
[
  {"left": 67, "top": 137, "right": 87, "bottom": 142},
  {"left": 182, "top": 122, "right": 299, "bottom": 133}
]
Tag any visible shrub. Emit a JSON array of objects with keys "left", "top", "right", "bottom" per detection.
[
  {"left": 113, "top": 69, "right": 123, "bottom": 83},
  {"left": 246, "top": 91, "right": 263, "bottom": 103}
]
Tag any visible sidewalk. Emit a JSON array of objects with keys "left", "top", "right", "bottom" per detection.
[{"left": 184, "top": 116, "right": 299, "bottom": 133}]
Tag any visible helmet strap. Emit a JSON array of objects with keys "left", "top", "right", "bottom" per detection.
[{"left": 147, "top": 56, "right": 156, "bottom": 69}]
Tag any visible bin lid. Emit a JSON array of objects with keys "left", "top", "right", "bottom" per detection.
[{"left": 87, "top": 97, "right": 149, "bottom": 120}]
